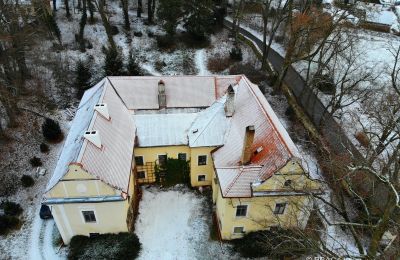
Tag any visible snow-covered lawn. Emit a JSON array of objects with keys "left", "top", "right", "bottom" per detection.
[{"left": 135, "top": 186, "right": 237, "bottom": 260}]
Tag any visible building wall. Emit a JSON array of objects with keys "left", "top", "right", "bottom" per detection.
[
  {"left": 134, "top": 145, "right": 216, "bottom": 187},
  {"left": 215, "top": 160, "right": 319, "bottom": 240},
  {"left": 134, "top": 145, "right": 191, "bottom": 183},
  {"left": 51, "top": 200, "right": 129, "bottom": 244},
  {"left": 190, "top": 147, "right": 215, "bottom": 187},
  {"left": 45, "top": 164, "right": 132, "bottom": 244},
  {"left": 215, "top": 191, "right": 313, "bottom": 240}
]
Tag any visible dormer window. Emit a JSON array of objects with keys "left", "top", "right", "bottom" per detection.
[
  {"left": 94, "top": 103, "right": 110, "bottom": 120},
  {"left": 84, "top": 130, "right": 102, "bottom": 149}
]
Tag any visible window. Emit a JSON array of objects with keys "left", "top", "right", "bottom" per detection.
[
  {"left": 178, "top": 153, "right": 187, "bottom": 161},
  {"left": 233, "top": 227, "right": 244, "bottom": 234},
  {"left": 135, "top": 156, "right": 144, "bottom": 166},
  {"left": 274, "top": 203, "right": 286, "bottom": 214},
  {"left": 235, "top": 205, "right": 248, "bottom": 217},
  {"left": 198, "top": 155, "right": 207, "bottom": 166},
  {"left": 198, "top": 175, "right": 206, "bottom": 181},
  {"left": 158, "top": 154, "right": 167, "bottom": 167},
  {"left": 137, "top": 171, "right": 146, "bottom": 179},
  {"left": 82, "top": 211, "right": 96, "bottom": 223}
]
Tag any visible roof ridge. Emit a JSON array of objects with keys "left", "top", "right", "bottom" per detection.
[
  {"left": 241, "top": 77, "right": 295, "bottom": 157},
  {"left": 106, "top": 77, "right": 130, "bottom": 110},
  {"left": 189, "top": 101, "right": 223, "bottom": 145},
  {"left": 224, "top": 167, "right": 244, "bottom": 196}
]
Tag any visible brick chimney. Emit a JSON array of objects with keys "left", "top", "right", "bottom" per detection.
[
  {"left": 158, "top": 80, "right": 166, "bottom": 109},
  {"left": 241, "top": 125, "right": 255, "bottom": 165},
  {"left": 224, "top": 84, "right": 235, "bottom": 117}
]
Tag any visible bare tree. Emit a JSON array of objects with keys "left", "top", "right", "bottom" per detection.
[
  {"left": 94, "top": 0, "right": 116, "bottom": 49},
  {"left": 120, "top": 0, "right": 130, "bottom": 30}
]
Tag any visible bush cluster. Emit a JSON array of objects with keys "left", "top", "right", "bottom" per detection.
[
  {"left": 29, "top": 156, "right": 43, "bottom": 167},
  {"left": 42, "top": 118, "right": 63, "bottom": 142},
  {"left": 0, "top": 201, "right": 22, "bottom": 235},
  {"left": 156, "top": 35, "right": 175, "bottom": 50},
  {"left": 40, "top": 143, "right": 50, "bottom": 153},
  {"left": 207, "top": 57, "right": 233, "bottom": 73},
  {"left": 232, "top": 228, "right": 316, "bottom": 258},
  {"left": 68, "top": 233, "right": 141, "bottom": 260},
  {"left": 21, "top": 175, "right": 35, "bottom": 188},
  {"left": 229, "top": 47, "right": 243, "bottom": 61}
]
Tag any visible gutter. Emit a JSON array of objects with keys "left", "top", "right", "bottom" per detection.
[{"left": 43, "top": 195, "right": 126, "bottom": 205}]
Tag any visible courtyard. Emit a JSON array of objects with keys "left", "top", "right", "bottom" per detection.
[{"left": 134, "top": 186, "right": 238, "bottom": 260}]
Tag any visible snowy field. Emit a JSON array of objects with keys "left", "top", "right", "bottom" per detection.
[{"left": 135, "top": 186, "right": 238, "bottom": 260}]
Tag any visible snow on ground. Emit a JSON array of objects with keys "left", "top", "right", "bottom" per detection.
[
  {"left": 135, "top": 186, "right": 237, "bottom": 260},
  {"left": 0, "top": 110, "right": 70, "bottom": 260},
  {"left": 195, "top": 49, "right": 210, "bottom": 76}
]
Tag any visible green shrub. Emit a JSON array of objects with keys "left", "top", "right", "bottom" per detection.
[
  {"left": 21, "top": 175, "right": 35, "bottom": 187},
  {"left": 29, "top": 156, "right": 43, "bottom": 167},
  {"left": 40, "top": 143, "right": 50, "bottom": 153},
  {"left": 232, "top": 228, "right": 316, "bottom": 258},
  {"left": 2, "top": 201, "right": 22, "bottom": 216},
  {"left": 42, "top": 118, "right": 63, "bottom": 142},
  {"left": 0, "top": 215, "right": 21, "bottom": 235},
  {"left": 68, "top": 233, "right": 141, "bottom": 260},
  {"left": 229, "top": 46, "right": 243, "bottom": 61}
]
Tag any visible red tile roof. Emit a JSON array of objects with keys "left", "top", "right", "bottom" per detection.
[{"left": 213, "top": 77, "right": 300, "bottom": 197}]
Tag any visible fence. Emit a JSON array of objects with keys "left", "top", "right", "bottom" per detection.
[{"left": 224, "top": 19, "right": 363, "bottom": 161}]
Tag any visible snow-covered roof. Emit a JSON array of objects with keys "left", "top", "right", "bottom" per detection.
[
  {"left": 188, "top": 97, "right": 230, "bottom": 147},
  {"left": 367, "top": 9, "right": 397, "bottom": 25},
  {"left": 47, "top": 75, "right": 301, "bottom": 199},
  {"left": 134, "top": 113, "right": 197, "bottom": 147},
  {"left": 213, "top": 77, "right": 300, "bottom": 198},
  {"left": 77, "top": 79, "right": 136, "bottom": 193},
  {"left": 46, "top": 79, "right": 105, "bottom": 192},
  {"left": 109, "top": 76, "right": 218, "bottom": 109}
]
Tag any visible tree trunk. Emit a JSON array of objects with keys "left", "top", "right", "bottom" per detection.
[
  {"left": 88, "top": 0, "right": 95, "bottom": 23},
  {"left": 64, "top": 0, "right": 71, "bottom": 18},
  {"left": 137, "top": 0, "right": 142, "bottom": 18},
  {"left": 121, "top": 0, "right": 130, "bottom": 30},
  {"left": 147, "top": 0, "right": 153, "bottom": 23},
  {"left": 367, "top": 194, "right": 397, "bottom": 258},
  {"left": 96, "top": 0, "right": 116, "bottom": 49},
  {"left": 79, "top": 0, "right": 88, "bottom": 52},
  {"left": 53, "top": 0, "right": 57, "bottom": 11}
]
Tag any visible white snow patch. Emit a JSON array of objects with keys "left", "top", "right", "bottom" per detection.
[{"left": 135, "top": 187, "right": 235, "bottom": 260}]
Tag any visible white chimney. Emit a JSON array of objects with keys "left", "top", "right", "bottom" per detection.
[
  {"left": 158, "top": 80, "right": 166, "bottom": 109},
  {"left": 224, "top": 85, "right": 235, "bottom": 117},
  {"left": 84, "top": 130, "right": 102, "bottom": 149},
  {"left": 241, "top": 125, "right": 255, "bottom": 165},
  {"left": 94, "top": 103, "right": 110, "bottom": 120}
]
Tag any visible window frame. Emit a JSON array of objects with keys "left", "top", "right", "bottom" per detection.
[
  {"left": 235, "top": 204, "right": 248, "bottom": 217},
  {"left": 137, "top": 170, "right": 146, "bottom": 179},
  {"left": 197, "top": 155, "right": 207, "bottom": 166},
  {"left": 134, "top": 155, "right": 144, "bottom": 166},
  {"left": 197, "top": 174, "right": 206, "bottom": 182},
  {"left": 233, "top": 226, "right": 245, "bottom": 234},
  {"left": 178, "top": 153, "right": 187, "bottom": 161},
  {"left": 81, "top": 210, "right": 97, "bottom": 223},
  {"left": 273, "top": 202, "right": 287, "bottom": 215},
  {"left": 158, "top": 154, "right": 167, "bottom": 167}
]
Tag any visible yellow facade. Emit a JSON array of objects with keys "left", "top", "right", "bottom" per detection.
[
  {"left": 45, "top": 164, "right": 134, "bottom": 244},
  {"left": 134, "top": 145, "right": 216, "bottom": 187},
  {"left": 214, "top": 160, "right": 320, "bottom": 240}
]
